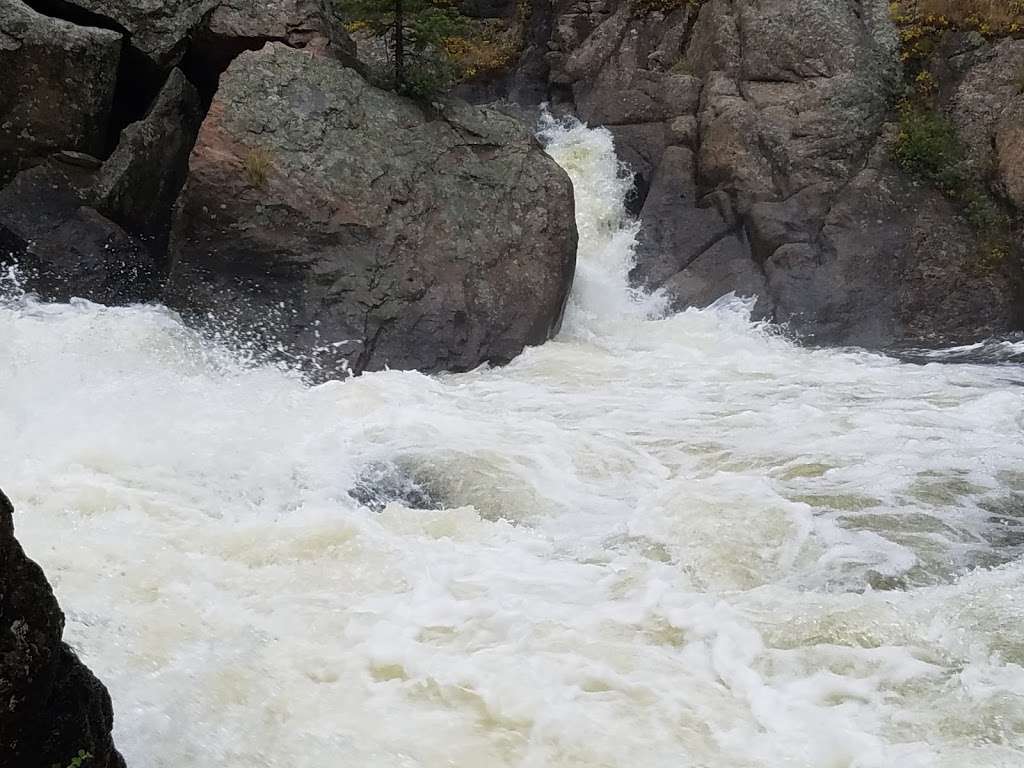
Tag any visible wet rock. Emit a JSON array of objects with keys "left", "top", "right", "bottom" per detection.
[
  {"left": 995, "top": 98, "right": 1024, "bottom": 212},
  {"left": 50, "top": 0, "right": 353, "bottom": 74},
  {"left": 50, "top": 0, "right": 216, "bottom": 72},
  {"left": 633, "top": 147, "right": 734, "bottom": 286},
  {"left": 91, "top": 68, "right": 203, "bottom": 253},
  {"left": 349, "top": 461, "right": 441, "bottom": 512},
  {"left": 0, "top": 163, "right": 157, "bottom": 304},
  {"left": 165, "top": 44, "right": 577, "bottom": 377},
  {"left": 534, "top": 0, "right": 1024, "bottom": 343},
  {"left": 661, "top": 233, "right": 768, "bottom": 317},
  {"left": 947, "top": 38, "right": 1024, "bottom": 179},
  {"left": 766, "top": 141, "right": 1023, "bottom": 346},
  {"left": 0, "top": 0, "right": 121, "bottom": 182},
  {"left": 0, "top": 488, "right": 126, "bottom": 768}
]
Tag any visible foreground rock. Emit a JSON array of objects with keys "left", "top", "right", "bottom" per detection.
[
  {"left": 165, "top": 44, "right": 577, "bottom": 376},
  {"left": 0, "top": 0, "right": 121, "bottom": 183},
  {"left": 0, "top": 489, "right": 125, "bottom": 768}
]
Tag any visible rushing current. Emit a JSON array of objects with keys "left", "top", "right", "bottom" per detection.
[{"left": 3, "top": 119, "right": 1024, "bottom": 768}]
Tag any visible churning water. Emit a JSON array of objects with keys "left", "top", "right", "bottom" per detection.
[{"left": 3, "top": 119, "right": 1024, "bottom": 767}]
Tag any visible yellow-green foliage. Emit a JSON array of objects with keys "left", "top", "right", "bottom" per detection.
[
  {"left": 242, "top": 147, "right": 273, "bottom": 189},
  {"left": 52, "top": 750, "right": 92, "bottom": 768},
  {"left": 442, "top": 22, "right": 518, "bottom": 78},
  {"left": 891, "top": 1, "right": 1024, "bottom": 58}
]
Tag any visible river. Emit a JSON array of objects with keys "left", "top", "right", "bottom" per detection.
[{"left": 2, "top": 118, "right": 1024, "bottom": 767}]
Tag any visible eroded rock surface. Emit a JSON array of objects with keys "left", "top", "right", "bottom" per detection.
[
  {"left": 0, "top": 0, "right": 121, "bottom": 183},
  {"left": 165, "top": 44, "right": 577, "bottom": 376},
  {"left": 526, "top": 0, "right": 1023, "bottom": 346},
  {"left": 0, "top": 488, "right": 125, "bottom": 768}
]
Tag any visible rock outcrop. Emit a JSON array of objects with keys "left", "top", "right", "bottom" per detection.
[
  {"left": 41, "top": 0, "right": 353, "bottom": 76},
  {"left": 523, "top": 0, "right": 1024, "bottom": 346},
  {"left": 0, "top": 67, "right": 202, "bottom": 304},
  {"left": 0, "top": 162, "right": 159, "bottom": 304},
  {"left": 92, "top": 68, "right": 204, "bottom": 252},
  {"left": 0, "top": 489, "right": 126, "bottom": 768},
  {"left": 165, "top": 43, "right": 577, "bottom": 376},
  {"left": 0, "top": 0, "right": 121, "bottom": 183}
]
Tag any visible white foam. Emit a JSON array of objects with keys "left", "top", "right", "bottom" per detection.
[{"left": 2, "top": 118, "right": 1023, "bottom": 767}]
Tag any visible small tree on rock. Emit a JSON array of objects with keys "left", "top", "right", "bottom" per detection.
[{"left": 340, "top": 0, "right": 467, "bottom": 97}]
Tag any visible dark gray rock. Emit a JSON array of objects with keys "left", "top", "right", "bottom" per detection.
[
  {"left": 996, "top": 98, "right": 1024, "bottom": 211},
  {"left": 633, "top": 147, "right": 735, "bottom": 287},
  {"left": 527, "top": 0, "right": 1023, "bottom": 345},
  {"left": 205, "top": 0, "right": 339, "bottom": 50},
  {"left": 51, "top": 0, "right": 355, "bottom": 73},
  {"left": 52, "top": 0, "right": 216, "bottom": 71},
  {"left": 767, "top": 142, "right": 1023, "bottom": 346},
  {"left": 745, "top": 184, "right": 831, "bottom": 265},
  {"left": 165, "top": 44, "right": 577, "bottom": 377},
  {"left": 661, "top": 233, "right": 769, "bottom": 316},
  {"left": 0, "top": 488, "right": 126, "bottom": 768},
  {"left": 458, "top": 0, "right": 517, "bottom": 19},
  {"left": 947, "top": 38, "right": 1024, "bottom": 179},
  {"left": 0, "top": 0, "right": 121, "bottom": 182},
  {"left": 0, "top": 164, "right": 158, "bottom": 304},
  {"left": 92, "top": 68, "right": 203, "bottom": 252}
]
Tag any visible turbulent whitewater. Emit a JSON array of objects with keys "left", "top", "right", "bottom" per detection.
[{"left": 3, "top": 119, "right": 1024, "bottom": 767}]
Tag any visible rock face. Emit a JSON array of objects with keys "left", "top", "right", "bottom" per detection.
[
  {"left": 0, "top": 0, "right": 121, "bottom": 183},
  {"left": 525, "top": 0, "right": 1024, "bottom": 346},
  {"left": 1, "top": 67, "right": 201, "bottom": 304},
  {"left": 0, "top": 489, "right": 126, "bottom": 768},
  {"left": 34, "top": 0, "right": 353, "bottom": 79},
  {"left": 165, "top": 44, "right": 577, "bottom": 376},
  {"left": 92, "top": 68, "right": 204, "bottom": 252},
  {"left": 51, "top": 0, "right": 216, "bottom": 72},
  {"left": 0, "top": 163, "right": 159, "bottom": 304}
]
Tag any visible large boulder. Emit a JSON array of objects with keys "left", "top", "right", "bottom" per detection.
[
  {"left": 0, "top": 0, "right": 121, "bottom": 182},
  {"left": 0, "top": 489, "right": 126, "bottom": 768},
  {"left": 165, "top": 44, "right": 577, "bottom": 376}
]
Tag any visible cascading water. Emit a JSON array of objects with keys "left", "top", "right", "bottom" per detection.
[{"left": 2, "top": 118, "right": 1024, "bottom": 767}]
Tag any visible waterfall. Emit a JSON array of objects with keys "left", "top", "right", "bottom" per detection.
[{"left": 1, "top": 119, "right": 1023, "bottom": 768}]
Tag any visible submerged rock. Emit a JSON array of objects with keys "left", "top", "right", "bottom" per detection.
[
  {"left": 0, "top": 488, "right": 126, "bottom": 768},
  {"left": 165, "top": 44, "right": 577, "bottom": 377},
  {"left": 349, "top": 461, "right": 442, "bottom": 512}
]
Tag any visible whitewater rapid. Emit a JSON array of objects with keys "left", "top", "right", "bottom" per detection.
[{"left": 3, "top": 119, "right": 1024, "bottom": 767}]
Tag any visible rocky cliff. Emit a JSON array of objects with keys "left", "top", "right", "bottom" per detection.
[
  {"left": 0, "top": 489, "right": 125, "bottom": 768},
  {"left": 511, "top": 0, "right": 1024, "bottom": 347}
]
